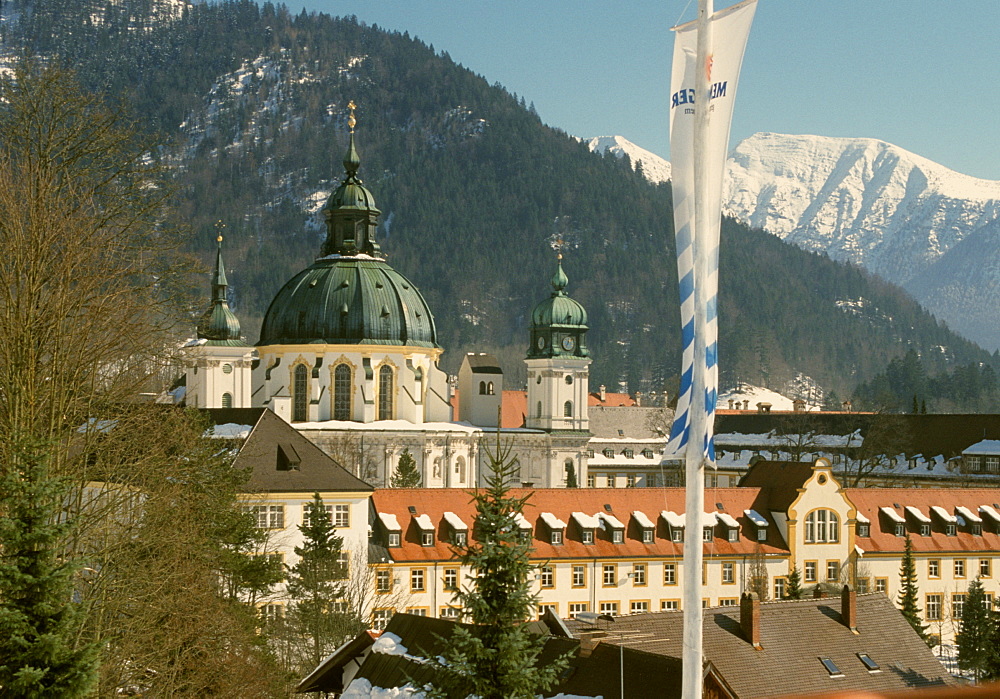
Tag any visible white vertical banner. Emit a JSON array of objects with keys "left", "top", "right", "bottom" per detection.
[
  {"left": 666, "top": 0, "right": 757, "bottom": 465},
  {"left": 667, "top": 3, "right": 756, "bottom": 698}
]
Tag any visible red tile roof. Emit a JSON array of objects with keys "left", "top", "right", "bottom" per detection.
[
  {"left": 588, "top": 392, "right": 637, "bottom": 407},
  {"left": 450, "top": 390, "right": 527, "bottom": 428},
  {"left": 372, "top": 487, "right": 786, "bottom": 563},
  {"left": 846, "top": 488, "right": 1000, "bottom": 555}
]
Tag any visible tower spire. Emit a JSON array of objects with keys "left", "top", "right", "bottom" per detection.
[{"left": 197, "top": 223, "right": 244, "bottom": 345}]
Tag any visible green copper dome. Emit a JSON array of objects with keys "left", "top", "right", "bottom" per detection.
[
  {"left": 197, "top": 237, "right": 246, "bottom": 346},
  {"left": 259, "top": 110, "right": 438, "bottom": 348},
  {"left": 527, "top": 256, "right": 589, "bottom": 359},
  {"left": 258, "top": 256, "right": 439, "bottom": 347}
]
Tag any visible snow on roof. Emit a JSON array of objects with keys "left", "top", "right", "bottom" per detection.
[
  {"left": 963, "top": 440, "right": 1000, "bottom": 455},
  {"left": 716, "top": 384, "right": 819, "bottom": 412},
  {"left": 702, "top": 512, "right": 721, "bottom": 528},
  {"left": 980, "top": 505, "right": 1000, "bottom": 523},
  {"left": 855, "top": 545, "right": 865, "bottom": 557},
  {"left": 293, "top": 419, "right": 480, "bottom": 434},
  {"left": 413, "top": 514, "right": 435, "bottom": 531},
  {"left": 443, "top": 512, "right": 467, "bottom": 531},
  {"left": 541, "top": 512, "right": 566, "bottom": 530},
  {"left": 632, "top": 510, "right": 655, "bottom": 529},
  {"left": 855, "top": 511, "right": 869, "bottom": 524},
  {"left": 905, "top": 506, "right": 931, "bottom": 523},
  {"left": 208, "top": 422, "right": 254, "bottom": 439},
  {"left": 513, "top": 512, "right": 533, "bottom": 530},
  {"left": 956, "top": 506, "right": 982, "bottom": 524},
  {"left": 931, "top": 506, "right": 957, "bottom": 524},
  {"left": 661, "top": 510, "right": 685, "bottom": 528},
  {"left": 716, "top": 512, "right": 740, "bottom": 528},
  {"left": 371, "top": 631, "right": 408, "bottom": 656},
  {"left": 744, "top": 509, "right": 768, "bottom": 527},
  {"left": 880, "top": 506, "right": 905, "bottom": 523},
  {"left": 572, "top": 512, "right": 599, "bottom": 529},
  {"left": 378, "top": 512, "right": 400, "bottom": 531},
  {"left": 599, "top": 512, "right": 625, "bottom": 529},
  {"left": 714, "top": 430, "right": 862, "bottom": 449}
]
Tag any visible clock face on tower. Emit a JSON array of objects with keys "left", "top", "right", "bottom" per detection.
[{"left": 561, "top": 335, "right": 576, "bottom": 352}]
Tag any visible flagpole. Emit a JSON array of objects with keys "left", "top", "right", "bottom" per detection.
[{"left": 682, "top": 0, "right": 713, "bottom": 697}]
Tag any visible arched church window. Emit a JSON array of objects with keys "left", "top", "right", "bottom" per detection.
[
  {"left": 221, "top": 392, "right": 233, "bottom": 409},
  {"left": 334, "top": 364, "right": 352, "bottom": 420},
  {"left": 293, "top": 364, "right": 308, "bottom": 422},
  {"left": 536, "top": 401, "right": 542, "bottom": 418},
  {"left": 479, "top": 381, "right": 487, "bottom": 395},
  {"left": 487, "top": 382, "right": 494, "bottom": 395},
  {"left": 564, "top": 401, "right": 573, "bottom": 417},
  {"left": 378, "top": 365, "right": 394, "bottom": 420},
  {"left": 455, "top": 456, "right": 466, "bottom": 484}
]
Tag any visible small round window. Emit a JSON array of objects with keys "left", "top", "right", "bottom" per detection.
[
  {"left": 565, "top": 375, "right": 573, "bottom": 385},
  {"left": 818, "top": 474, "right": 827, "bottom": 485},
  {"left": 222, "top": 363, "right": 233, "bottom": 374}
]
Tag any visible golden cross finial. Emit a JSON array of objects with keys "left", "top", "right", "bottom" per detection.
[
  {"left": 348, "top": 100, "right": 357, "bottom": 133},
  {"left": 555, "top": 237, "right": 564, "bottom": 261},
  {"left": 215, "top": 220, "right": 225, "bottom": 243}
]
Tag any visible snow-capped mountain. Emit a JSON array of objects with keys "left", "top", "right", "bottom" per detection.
[
  {"left": 589, "top": 132, "right": 1000, "bottom": 351},
  {"left": 585, "top": 135, "right": 671, "bottom": 184},
  {"left": 725, "top": 133, "right": 1000, "bottom": 350}
]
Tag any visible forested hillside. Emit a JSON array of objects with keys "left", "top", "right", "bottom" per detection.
[{"left": 6, "top": 0, "right": 998, "bottom": 403}]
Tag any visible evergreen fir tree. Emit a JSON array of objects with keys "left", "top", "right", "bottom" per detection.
[
  {"left": 389, "top": 448, "right": 421, "bottom": 488},
  {"left": 785, "top": 565, "right": 804, "bottom": 599},
  {"left": 423, "top": 433, "right": 570, "bottom": 699},
  {"left": 565, "top": 461, "right": 578, "bottom": 488},
  {"left": 957, "top": 578, "right": 993, "bottom": 682},
  {"left": 983, "top": 614, "right": 1000, "bottom": 682},
  {"left": 0, "top": 437, "right": 98, "bottom": 696},
  {"left": 285, "top": 493, "right": 359, "bottom": 670},
  {"left": 898, "top": 535, "right": 928, "bottom": 643}
]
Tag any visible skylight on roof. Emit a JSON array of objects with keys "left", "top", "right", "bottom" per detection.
[
  {"left": 857, "top": 653, "right": 880, "bottom": 672},
  {"left": 819, "top": 657, "right": 843, "bottom": 678}
]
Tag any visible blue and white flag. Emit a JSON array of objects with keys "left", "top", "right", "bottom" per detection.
[{"left": 665, "top": 0, "right": 756, "bottom": 465}]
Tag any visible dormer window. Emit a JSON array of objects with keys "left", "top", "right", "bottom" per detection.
[
  {"left": 623, "top": 449, "right": 634, "bottom": 459},
  {"left": 857, "top": 523, "right": 870, "bottom": 538},
  {"left": 946, "top": 523, "right": 957, "bottom": 537},
  {"left": 603, "top": 448, "right": 614, "bottom": 458},
  {"left": 918, "top": 523, "right": 930, "bottom": 537},
  {"left": 642, "top": 529, "right": 654, "bottom": 543},
  {"left": 379, "top": 512, "right": 402, "bottom": 548},
  {"left": 414, "top": 513, "right": 435, "bottom": 547},
  {"left": 895, "top": 523, "right": 905, "bottom": 537},
  {"left": 728, "top": 529, "right": 738, "bottom": 543},
  {"left": 642, "top": 449, "right": 654, "bottom": 459},
  {"left": 703, "top": 527, "right": 713, "bottom": 542},
  {"left": 444, "top": 512, "right": 469, "bottom": 547},
  {"left": 582, "top": 529, "right": 594, "bottom": 544},
  {"left": 613, "top": 530, "right": 624, "bottom": 544},
  {"left": 745, "top": 509, "right": 768, "bottom": 542},
  {"left": 542, "top": 512, "right": 566, "bottom": 546},
  {"left": 673, "top": 529, "right": 684, "bottom": 543},
  {"left": 973, "top": 523, "right": 982, "bottom": 536},
  {"left": 573, "top": 512, "right": 599, "bottom": 545},
  {"left": 455, "top": 532, "right": 467, "bottom": 546}
]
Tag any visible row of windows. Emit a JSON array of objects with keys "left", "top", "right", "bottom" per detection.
[
  {"left": 965, "top": 455, "right": 1000, "bottom": 473},
  {"left": 543, "top": 523, "right": 748, "bottom": 546},
  {"left": 599, "top": 448, "right": 657, "bottom": 459},
  {"left": 925, "top": 592, "right": 996, "bottom": 620},
  {"left": 927, "top": 557, "right": 991, "bottom": 579},
  {"left": 879, "top": 521, "right": 985, "bottom": 538},
  {"left": 290, "top": 362, "right": 391, "bottom": 422},
  {"left": 535, "top": 401, "right": 575, "bottom": 418},
  {"left": 584, "top": 473, "right": 738, "bottom": 488},
  {"left": 243, "top": 503, "right": 350, "bottom": 529}
]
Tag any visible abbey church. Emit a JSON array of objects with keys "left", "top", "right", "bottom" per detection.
[{"left": 180, "top": 108, "right": 622, "bottom": 490}]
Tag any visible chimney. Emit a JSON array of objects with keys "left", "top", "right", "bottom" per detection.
[
  {"left": 599, "top": 385, "right": 606, "bottom": 402},
  {"left": 634, "top": 393, "right": 642, "bottom": 407},
  {"left": 842, "top": 584, "right": 858, "bottom": 633},
  {"left": 728, "top": 399, "right": 735, "bottom": 410},
  {"left": 743, "top": 399, "right": 750, "bottom": 410},
  {"left": 740, "top": 592, "right": 762, "bottom": 649}
]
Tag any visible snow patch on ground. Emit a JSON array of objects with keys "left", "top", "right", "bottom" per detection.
[{"left": 341, "top": 679, "right": 424, "bottom": 698}]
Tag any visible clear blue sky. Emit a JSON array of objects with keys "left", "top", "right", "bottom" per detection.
[{"left": 286, "top": 1, "right": 1000, "bottom": 180}]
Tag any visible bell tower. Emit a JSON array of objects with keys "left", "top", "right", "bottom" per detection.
[{"left": 525, "top": 251, "right": 590, "bottom": 432}]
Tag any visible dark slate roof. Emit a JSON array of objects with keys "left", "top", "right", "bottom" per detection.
[
  {"left": 233, "top": 409, "right": 372, "bottom": 493},
  {"left": 463, "top": 353, "right": 502, "bottom": 373},
  {"left": 301, "top": 613, "right": 679, "bottom": 698},
  {"left": 589, "top": 406, "right": 664, "bottom": 439},
  {"left": 738, "top": 459, "right": 817, "bottom": 511},
  {"left": 718, "top": 412, "right": 1000, "bottom": 461},
  {"left": 566, "top": 594, "right": 956, "bottom": 698},
  {"left": 202, "top": 407, "right": 268, "bottom": 428}
]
